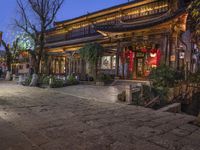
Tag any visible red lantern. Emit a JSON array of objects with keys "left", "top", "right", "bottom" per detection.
[{"left": 148, "top": 49, "right": 161, "bottom": 66}]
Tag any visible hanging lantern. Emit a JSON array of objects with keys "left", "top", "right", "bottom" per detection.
[
  {"left": 150, "top": 48, "right": 157, "bottom": 57},
  {"left": 179, "top": 50, "right": 185, "bottom": 59},
  {"left": 150, "top": 53, "right": 157, "bottom": 57},
  {"left": 148, "top": 49, "right": 161, "bottom": 66}
]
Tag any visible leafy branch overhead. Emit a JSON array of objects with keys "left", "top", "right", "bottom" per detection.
[
  {"left": 188, "top": 0, "right": 200, "bottom": 34},
  {"left": 79, "top": 43, "right": 105, "bottom": 65}
]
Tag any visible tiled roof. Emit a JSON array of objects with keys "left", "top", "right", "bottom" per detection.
[
  {"left": 54, "top": 0, "right": 144, "bottom": 25},
  {"left": 95, "top": 8, "right": 186, "bottom": 33}
]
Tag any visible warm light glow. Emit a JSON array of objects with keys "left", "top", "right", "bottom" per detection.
[
  {"left": 150, "top": 53, "right": 157, "bottom": 58},
  {"left": 47, "top": 1, "right": 169, "bottom": 36}
]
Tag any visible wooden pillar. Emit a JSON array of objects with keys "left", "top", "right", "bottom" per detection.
[
  {"left": 65, "top": 56, "right": 67, "bottom": 75},
  {"left": 169, "top": 22, "right": 180, "bottom": 69},
  {"left": 68, "top": 58, "right": 71, "bottom": 75},
  {"left": 165, "top": 34, "right": 170, "bottom": 66},
  {"left": 77, "top": 59, "right": 78, "bottom": 73},
  {"left": 48, "top": 56, "right": 50, "bottom": 74},
  {"left": 75, "top": 59, "right": 77, "bottom": 74},
  {"left": 115, "top": 41, "right": 121, "bottom": 78},
  {"left": 59, "top": 57, "right": 61, "bottom": 74},
  {"left": 54, "top": 58, "right": 57, "bottom": 74},
  {"left": 78, "top": 59, "right": 80, "bottom": 73},
  {"left": 169, "top": 35, "right": 177, "bottom": 69},
  {"left": 111, "top": 56, "right": 113, "bottom": 69},
  {"left": 72, "top": 60, "right": 74, "bottom": 74},
  {"left": 73, "top": 60, "right": 75, "bottom": 73}
]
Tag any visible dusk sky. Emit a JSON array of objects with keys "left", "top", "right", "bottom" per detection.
[{"left": 0, "top": 0, "right": 129, "bottom": 47}]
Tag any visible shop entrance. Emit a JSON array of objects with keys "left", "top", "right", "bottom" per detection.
[
  {"left": 134, "top": 52, "right": 146, "bottom": 78},
  {"left": 135, "top": 57, "right": 145, "bottom": 78},
  {"left": 119, "top": 43, "right": 161, "bottom": 80}
]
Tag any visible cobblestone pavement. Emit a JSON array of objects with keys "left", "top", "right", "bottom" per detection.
[
  {"left": 0, "top": 81, "right": 199, "bottom": 150},
  {"left": 52, "top": 84, "right": 125, "bottom": 103}
]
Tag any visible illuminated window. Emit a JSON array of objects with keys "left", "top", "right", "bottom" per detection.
[
  {"left": 101, "top": 56, "right": 116, "bottom": 70},
  {"left": 101, "top": 56, "right": 111, "bottom": 69},
  {"left": 112, "top": 56, "right": 116, "bottom": 69}
]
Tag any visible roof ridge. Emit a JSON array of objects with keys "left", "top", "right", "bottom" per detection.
[{"left": 54, "top": 0, "right": 144, "bottom": 25}]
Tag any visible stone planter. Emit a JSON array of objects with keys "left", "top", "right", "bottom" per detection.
[{"left": 96, "top": 81, "right": 105, "bottom": 86}]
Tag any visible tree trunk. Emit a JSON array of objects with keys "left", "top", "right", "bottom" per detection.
[{"left": 30, "top": 27, "right": 46, "bottom": 86}]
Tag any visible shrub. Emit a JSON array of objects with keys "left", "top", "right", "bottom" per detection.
[
  {"left": 149, "top": 65, "right": 177, "bottom": 87},
  {"left": 42, "top": 76, "right": 50, "bottom": 85},
  {"left": 149, "top": 65, "right": 184, "bottom": 101},
  {"left": 187, "top": 71, "right": 200, "bottom": 83},
  {"left": 97, "top": 73, "right": 112, "bottom": 83},
  {"left": 23, "top": 76, "right": 32, "bottom": 86},
  {"left": 66, "top": 75, "right": 79, "bottom": 85},
  {"left": 49, "top": 76, "right": 64, "bottom": 88},
  {"left": 37, "top": 75, "right": 48, "bottom": 85}
]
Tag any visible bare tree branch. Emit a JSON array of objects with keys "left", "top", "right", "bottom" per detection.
[{"left": 14, "top": 0, "right": 64, "bottom": 74}]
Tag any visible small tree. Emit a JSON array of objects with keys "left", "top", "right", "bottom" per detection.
[
  {"left": 0, "top": 34, "right": 20, "bottom": 80},
  {"left": 79, "top": 43, "right": 104, "bottom": 79}
]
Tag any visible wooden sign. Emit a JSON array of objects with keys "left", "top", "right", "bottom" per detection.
[
  {"left": 136, "top": 52, "right": 145, "bottom": 57},
  {"left": 170, "top": 55, "right": 176, "bottom": 62}
]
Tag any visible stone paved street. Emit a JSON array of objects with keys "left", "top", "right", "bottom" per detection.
[
  {"left": 52, "top": 84, "right": 125, "bottom": 103},
  {"left": 0, "top": 81, "right": 199, "bottom": 150}
]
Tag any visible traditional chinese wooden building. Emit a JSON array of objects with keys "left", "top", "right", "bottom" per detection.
[{"left": 45, "top": 0, "right": 192, "bottom": 80}]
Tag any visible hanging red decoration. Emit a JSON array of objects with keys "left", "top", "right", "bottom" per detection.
[
  {"left": 128, "top": 50, "right": 134, "bottom": 72},
  {"left": 148, "top": 49, "right": 161, "bottom": 66},
  {"left": 141, "top": 46, "right": 147, "bottom": 53},
  {"left": 150, "top": 48, "right": 157, "bottom": 54},
  {"left": 156, "top": 49, "right": 161, "bottom": 66}
]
